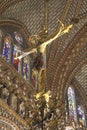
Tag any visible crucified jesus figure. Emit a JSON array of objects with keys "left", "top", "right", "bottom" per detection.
[{"left": 14, "top": 20, "right": 73, "bottom": 60}]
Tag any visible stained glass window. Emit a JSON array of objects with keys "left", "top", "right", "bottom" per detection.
[
  {"left": 67, "top": 87, "right": 77, "bottom": 123},
  {"left": 2, "top": 36, "right": 11, "bottom": 62},
  {"left": 13, "top": 45, "right": 21, "bottom": 71},
  {"left": 14, "top": 32, "right": 23, "bottom": 44},
  {"left": 77, "top": 105, "right": 86, "bottom": 127},
  {"left": 23, "top": 57, "right": 29, "bottom": 80}
]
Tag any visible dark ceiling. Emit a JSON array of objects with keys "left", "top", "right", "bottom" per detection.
[{"left": 0, "top": 0, "right": 87, "bottom": 101}]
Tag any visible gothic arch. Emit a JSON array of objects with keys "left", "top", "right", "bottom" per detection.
[
  {"left": 49, "top": 24, "right": 87, "bottom": 102},
  {"left": 0, "top": 19, "right": 29, "bottom": 49}
]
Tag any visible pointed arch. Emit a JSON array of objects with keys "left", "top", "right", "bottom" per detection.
[
  {"left": 50, "top": 24, "right": 87, "bottom": 99},
  {"left": 0, "top": 19, "right": 30, "bottom": 49}
]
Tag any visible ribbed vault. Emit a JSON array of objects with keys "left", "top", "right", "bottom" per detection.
[
  {"left": 75, "top": 65, "right": 87, "bottom": 96},
  {"left": 0, "top": 0, "right": 87, "bottom": 36},
  {"left": 0, "top": 1, "right": 87, "bottom": 128},
  {"left": 0, "top": 0, "right": 87, "bottom": 102},
  {"left": 47, "top": 24, "right": 87, "bottom": 105},
  {"left": 0, "top": 19, "right": 29, "bottom": 49}
]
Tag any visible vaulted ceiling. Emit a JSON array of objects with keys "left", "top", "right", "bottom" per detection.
[{"left": 0, "top": 0, "right": 87, "bottom": 105}]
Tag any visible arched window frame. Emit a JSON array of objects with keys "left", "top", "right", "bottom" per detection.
[
  {"left": 2, "top": 34, "right": 13, "bottom": 63},
  {"left": 22, "top": 56, "right": 30, "bottom": 81},
  {"left": 66, "top": 85, "right": 86, "bottom": 128},
  {"left": 67, "top": 86, "right": 78, "bottom": 124},
  {"left": 12, "top": 44, "right": 22, "bottom": 72}
]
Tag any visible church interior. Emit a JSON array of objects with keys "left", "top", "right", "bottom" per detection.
[{"left": 0, "top": 0, "right": 87, "bottom": 130}]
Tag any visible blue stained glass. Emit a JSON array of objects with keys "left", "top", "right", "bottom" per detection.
[
  {"left": 23, "top": 59, "right": 29, "bottom": 80},
  {"left": 77, "top": 105, "right": 86, "bottom": 126},
  {"left": 68, "top": 87, "right": 77, "bottom": 123},
  {"left": 2, "top": 37, "right": 11, "bottom": 62},
  {"left": 13, "top": 45, "right": 19, "bottom": 59},
  {"left": 14, "top": 32, "right": 23, "bottom": 44}
]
